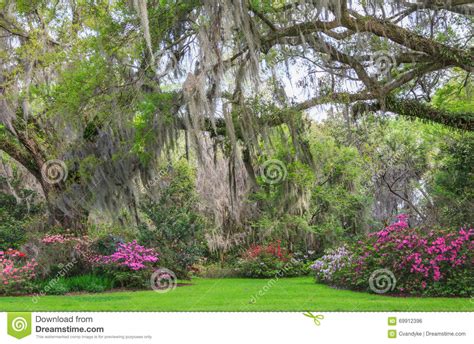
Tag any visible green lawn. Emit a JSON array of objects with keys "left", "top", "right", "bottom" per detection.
[{"left": 0, "top": 277, "right": 472, "bottom": 312}]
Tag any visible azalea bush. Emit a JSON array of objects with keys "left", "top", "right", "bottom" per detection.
[
  {"left": 92, "top": 241, "right": 159, "bottom": 288},
  {"left": 310, "top": 246, "right": 353, "bottom": 286},
  {"left": 311, "top": 215, "right": 474, "bottom": 296},
  {"left": 352, "top": 215, "right": 473, "bottom": 296},
  {"left": 34, "top": 234, "right": 94, "bottom": 278},
  {"left": 93, "top": 240, "right": 159, "bottom": 270},
  {"left": 238, "top": 241, "right": 309, "bottom": 278},
  {"left": 0, "top": 249, "right": 38, "bottom": 295}
]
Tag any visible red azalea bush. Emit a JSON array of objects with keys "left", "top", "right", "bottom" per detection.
[
  {"left": 311, "top": 215, "right": 474, "bottom": 296},
  {"left": 243, "top": 241, "right": 288, "bottom": 260},
  {"left": 0, "top": 249, "right": 38, "bottom": 295},
  {"left": 238, "top": 241, "right": 308, "bottom": 278}
]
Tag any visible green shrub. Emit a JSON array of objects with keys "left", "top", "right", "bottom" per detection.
[
  {"left": 64, "top": 274, "right": 114, "bottom": 293},
  {"left": 34, "top": 278, "right": 70, "bottom": 295},
  {"left": 33, "top": 274, "right": 114, "bottom": 295},
  {"left": 90, "top": 234, "right": 125, "bottom": 256},
  {"left": 0, "top": 219, "right": 25, "bottom": 251},
  {"left": 99, "top": 267, "right": 151, "bottom": 289},
  {"left": 195, "top": 263, "right": 240, "bottom": 278},
  {"left": 424, "top": 268, "right": 474, "bottom": 297},
  {"left": 0, "top": 192, "right": 42, "bottom": 250},
  {"left": 139, "top": 159, "right": 206, "bottom": 279},
  {"left": 238, "top": 254, "right": 285, "bottom": 278},
  {"left": 238, "top": 255, "right": 308, "bottom": 278},
  {"left": 237, "top": 242, "right": 309, "bottom": 278}
]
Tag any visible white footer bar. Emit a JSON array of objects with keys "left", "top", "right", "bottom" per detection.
[{"left": 0, "top": 312, "right": 472, "bottom": 343}]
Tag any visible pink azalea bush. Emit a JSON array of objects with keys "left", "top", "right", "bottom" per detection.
[
  {"left": 311, "top": 215, "right": 474, "bottom": 296},
  {"left": 0, "top": 249, "right": 38, "bottom": 295},
  {"left": 93, "top": 241, "right": 159, "bottom": 271},
  {"left": 36, "top": 234, "right": 94, "bottom": 277},
  {"left": 0, "top": 235, "right": 162, "bottom": 294},
  {"left": 41, "top": 234, "right": 69, "bottom": 244},
  {"left": 91, "top": 240, "right": 160, "bottom": 288}
]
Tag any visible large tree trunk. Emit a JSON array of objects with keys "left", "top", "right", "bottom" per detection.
[
  {"left": 42, "top": 183, "right": 89, "bottom": 235},
  {"left": 48, "top": 203, "right": 89, "bottom": 235},
  {"left": 0, "top": 131, "right": 89, "bottom": 234}
]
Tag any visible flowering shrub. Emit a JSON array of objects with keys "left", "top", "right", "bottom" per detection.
[
  {"left": 244, "top": 241, "right": 287, "bottom": 260},
  {"left": 35, "top": 234, "right": 94, "bottom": 278},
  {"left": 238, "top": 241, "right": 309, "bottom": 278},
  {"left": 0, "top": 249, "right": 38, "bottom": 295},
  {"left": 41, "top": 234, "right": 68, "bottom": 244},
  {"left": 311, "top": 215, "right": 474, "bottom": 296},
  {"left": 94, "top": 240, "right": 159, "bottom": 270},
  {"left": 92, "top": 241, "right": 159, "bottom": 288},
  {"left": 1, "top": 249, "right": 26, "bottom": 258},
  {"left": 310, "top": 246, "right": 353, "bottom": 285},
  {"left": 2, "top": 236, "right": 161, "bottom": 294}
]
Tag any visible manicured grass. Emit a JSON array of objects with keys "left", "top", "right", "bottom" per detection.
[{"left": 0, "top": 277, "right": 472, "bottom": 312}]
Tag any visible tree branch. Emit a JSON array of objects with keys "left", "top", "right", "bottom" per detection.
[
  {"left": 341, "top": 10, "right": 473, "bottom": 72},
  {"left": 353, "top": 96, "right": 474, "bottom": 131}
]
